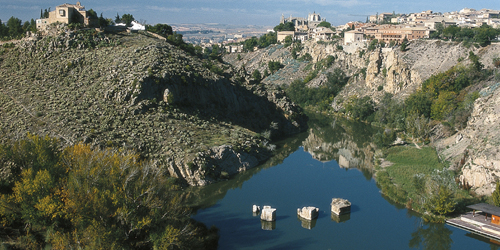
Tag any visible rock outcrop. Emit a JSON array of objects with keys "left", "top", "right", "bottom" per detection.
[
  {"left": 0, "top": 26, "right": 307, "bottom": 186},
  {"left": 436, "top": 82, "right": 500, "bottom": 195}
]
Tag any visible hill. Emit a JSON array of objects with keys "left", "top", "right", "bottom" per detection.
[{"left": 0, "top": 25, "right": 307, "bottom": 186}]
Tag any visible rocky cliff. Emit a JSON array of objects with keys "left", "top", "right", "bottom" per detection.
[
  {"left": 0, "top": 26, "right": 307, "bottom": 186},
  {"left": 225, "top": 38, "right": 500, "bottom": 195}
]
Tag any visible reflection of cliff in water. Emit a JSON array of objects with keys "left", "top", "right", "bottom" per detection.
[
  {"left": 186, "top": 130, "right": 309, "bottom": 210},
  {"left": 302, "top": 114, "right": 380, "bottom": 178}
]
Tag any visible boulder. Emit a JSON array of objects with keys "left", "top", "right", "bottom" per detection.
[
  {"left": 331, "top": 198, "right": 351, "bottom": 215},
  {"left": 261, "top": 206, "right": 276, "bottom": 222},
  {"left": 297, "top": 206, "right": 319, "bottom": 220}
]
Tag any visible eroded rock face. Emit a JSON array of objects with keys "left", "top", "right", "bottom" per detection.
[
  {"left": 167, "top": 145, "right": 268, "bottom": 186},
  {"left": 436, "top": 83, "right": 500, "bottom": 195}
]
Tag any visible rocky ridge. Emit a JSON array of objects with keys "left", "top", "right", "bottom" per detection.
[
  {"left": 0, "top": 26, "right": 307, "bottom": 186},
  {"left": 226, "top": 38, "right": 500, "bottom": 195}
]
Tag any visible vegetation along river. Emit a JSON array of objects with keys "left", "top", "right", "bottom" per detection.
[{"left": 188, "top": 115, "right": 499, "bottom": 249}]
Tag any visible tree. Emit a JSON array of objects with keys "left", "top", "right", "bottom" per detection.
[
  {"left": 283, "top": 35, "right": 293, "bottom": 47},
  {"left": 404, "top": 90, "right": 432, "bottom": 118},
  {"left": 268, "top": 61, "right": 283, "bottom": 74},
  {"left": 115, "top": 13, "right": 121, "bottom": 23},
  {"left": 400, "top": 37, "right": 408, "bottom": 51},
  {"left": 243, "top": 36, "right": 258, "bottom": 52},
  {"left": 317, "top": 21, "right": 331, "bottom": 29},
  {"left": 121, "top": 14, "right": 134, "bottom": 26},
  {"left": 273, "top": 22, "right": 294, "bottom": 32},
  {"left": 425, "top": 185, "right": 456, "bottom": 215},
  {"left": 87, "top": 9, "right": 97, "bottom": 18},
  {"left": 252, "top": 69, "right": 262, "bottom": 82},
  {"left": 468, "top": 51, "right": 483, "bottom": 72},
  {"left": 6, "top": 16, "right": 22, "bottom": 38},
  {"left": 146, "top": 23, "right": 173, "bottom": 38},
  {"left": 491, "top": 183, "right": 500, "bottom": 208}
]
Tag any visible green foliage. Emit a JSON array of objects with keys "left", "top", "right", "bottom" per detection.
[
  {"left": 243, "top": 36, "right": 258, "bottom": 52},
  {"left": 283, "top": 35, "right": 293, "bottom": 48},
  {"left": 376, "top": 146, "right": 460, "bottom": 214},
  {"left": 120, "top": 13, "right": 134, "bottom": 26},
  {"left": 344, "top": 95, "right": 375, "bottom": 121},
  {"left": 286, "top": 68, "right": 348, "bottom": 110},
  {"left": 367, "top": 39, "right": 378, "bottom": 51},
  {"left": 268, "top": 60, "right": 283, "bottom": 73},
  {"left": 258, "top": 32, "right": 277, "bottom": 48},
  {"left": 317, "top": 21, "right": 332, "bottom": 29},
  {"left": 291, "top": 42, "right": 302, "bottom": 59},
  {"left": 432, "top": 24, "right": 500, "bottom": 47},
  {"left": 273, "top": 22, "right": 295, "bottom": 32},
  {"left": 400, "top": 38, "right": 408, "bottom": 51},
  {"left": 373, "top": 129, "right": 396, "bottom": 148},
  {"left": 425, "top": 185, "right": 456, "bottom": 215},
  {"left": 0, "top": 136, "right": 219, "bottom": 249},
  {"left": 493, "top": 182, "right": 500, "bottom": 207},
  {"left": 299, "top": 52, "right": 313, "bottom": 62},
  {"left": 431, "top": 91, "right": 457, "bottom": 121},
  {"left": 252, "top": 69, "right": 262, "bottom": 82},
  {"left": 404, "top": 90, "right": 432, "bottom": 118},
  {"left": 146, "top": 23, "right": 173, "bottom": 38}
]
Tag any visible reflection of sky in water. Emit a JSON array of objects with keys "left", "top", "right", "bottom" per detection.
[{"left": 192, "top": 117, "right": 496, "bottom": 249}]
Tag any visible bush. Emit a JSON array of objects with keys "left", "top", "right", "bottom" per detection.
[{"left": 344, "top": 95, "right": 375, "bottom": 121}]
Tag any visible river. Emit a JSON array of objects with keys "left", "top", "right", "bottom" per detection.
[{"left": 189, "top": 115, "right": 499, "bottom": 249}]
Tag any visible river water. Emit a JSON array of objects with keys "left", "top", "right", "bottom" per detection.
[{"left": 189, "top": 115, "right": 498, "bottom": 249}]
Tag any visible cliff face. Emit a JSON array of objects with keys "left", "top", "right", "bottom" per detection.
[
  {"left": 226, "top": 38, "right": 500, "bottom": 195},
  {"left": 436, "top": 83, "right": 500, "bottom": 195},
  {"left": 0, "top": 27, "right": 307, "bottom": 186}
]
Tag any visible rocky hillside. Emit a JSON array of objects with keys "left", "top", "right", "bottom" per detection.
[
  {"left": 226, "top": 38, "right": 500, "bottom": 195},
  {"left": 0, "top": 26, "right": 307, "bottom": 186}
]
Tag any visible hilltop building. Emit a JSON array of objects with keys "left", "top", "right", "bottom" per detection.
[
  {"left": 36, "top": 2, "right": 97, "bottom": 31},
  {"left": 277, "top": 12, "right": 333, "bottom": 42},
  {"left": 280, "top": 12, "right": 326, "bottom": 31}
]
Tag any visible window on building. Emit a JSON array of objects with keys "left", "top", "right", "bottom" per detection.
[{"left": 59, "top": 10, "right": 65, "bottom": 17}]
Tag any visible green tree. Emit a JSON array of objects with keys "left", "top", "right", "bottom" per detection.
[
  {"left": 121, "top": 13, "right": 134, "bottom": 26},
  {"left": 6, "top": 16, "right": 22, "bottom": 38},
  {"left": 283, "top": 35, "right": 293, "bottom": 47},
  {"left": 317, "top": 21, "right": 331, "bottom": 29},
  {"left": 425, "top": 185, "right": 456, "bottom": 215},
  {"left": 146, "top": 23, "right": 173, "bottom": 38},
  {"left": 493, "top": 182, "right": 500, "bottom": 207},
  {"left": 404, "top": 90, "right": 432, "bottom": 118},
  {"left": 344, "top": 95, "right": 375, "bottom": 121},
  {"left": 252, "top": 69, "right": 262, "bottom": 82},
  {"left": 243, "top": 36, "right": 258, "bottom": 52},
  {"left": 273, "top": 22, "right": 294, "bottom": 32},
  {"left": 430, "top": 91, "right": 456, "bottom": 121},
  {"left": 268, "top": 61, "right": 283, "bottom": 73},
  {"left": 468, "top": 51, "right": 483, "bottom": 71}
]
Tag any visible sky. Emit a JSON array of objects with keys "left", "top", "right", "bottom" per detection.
[{"left": 1, "top": 0, "right": 500, "bottom": 27}]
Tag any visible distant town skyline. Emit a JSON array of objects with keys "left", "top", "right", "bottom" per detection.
[{"left": 1, "top": 0, "right": 500, "bottom": 27}]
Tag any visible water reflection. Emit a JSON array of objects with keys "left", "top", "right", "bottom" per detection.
[
  {"left": 185, "top": 131, "right": 308, "bottom": 209},
  {"left": 190, "top": 114, "right": 498, "bottom": 249},
  {"left": 261, "top": 220, "right": 276, "bottom": 230},
  {"left": 302, "top": 114, "right": 380, "bottom": 179},
  {"left": 297, "top": 216, "right": 317, "bottom": 229},
  {"left": 409, "top": 221, "right": 453, "bottom": 250},
  {"left": 331, "top": 213, "right": 351, "bottom": 223}
]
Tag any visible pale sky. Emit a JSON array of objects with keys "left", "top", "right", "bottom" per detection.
[{"left": 1, "top": 0, "right": 499, "bottom": 27}]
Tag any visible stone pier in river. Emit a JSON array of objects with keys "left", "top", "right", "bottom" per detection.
[
  {"left": 261, "top": 206, "right": 276, "bottom": 222},
  {"left": 297, "top": 206, "right": 319, "bottom": 220},
  {"left": 331, "top": 198, "right": 351, "bottom": 215}
]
